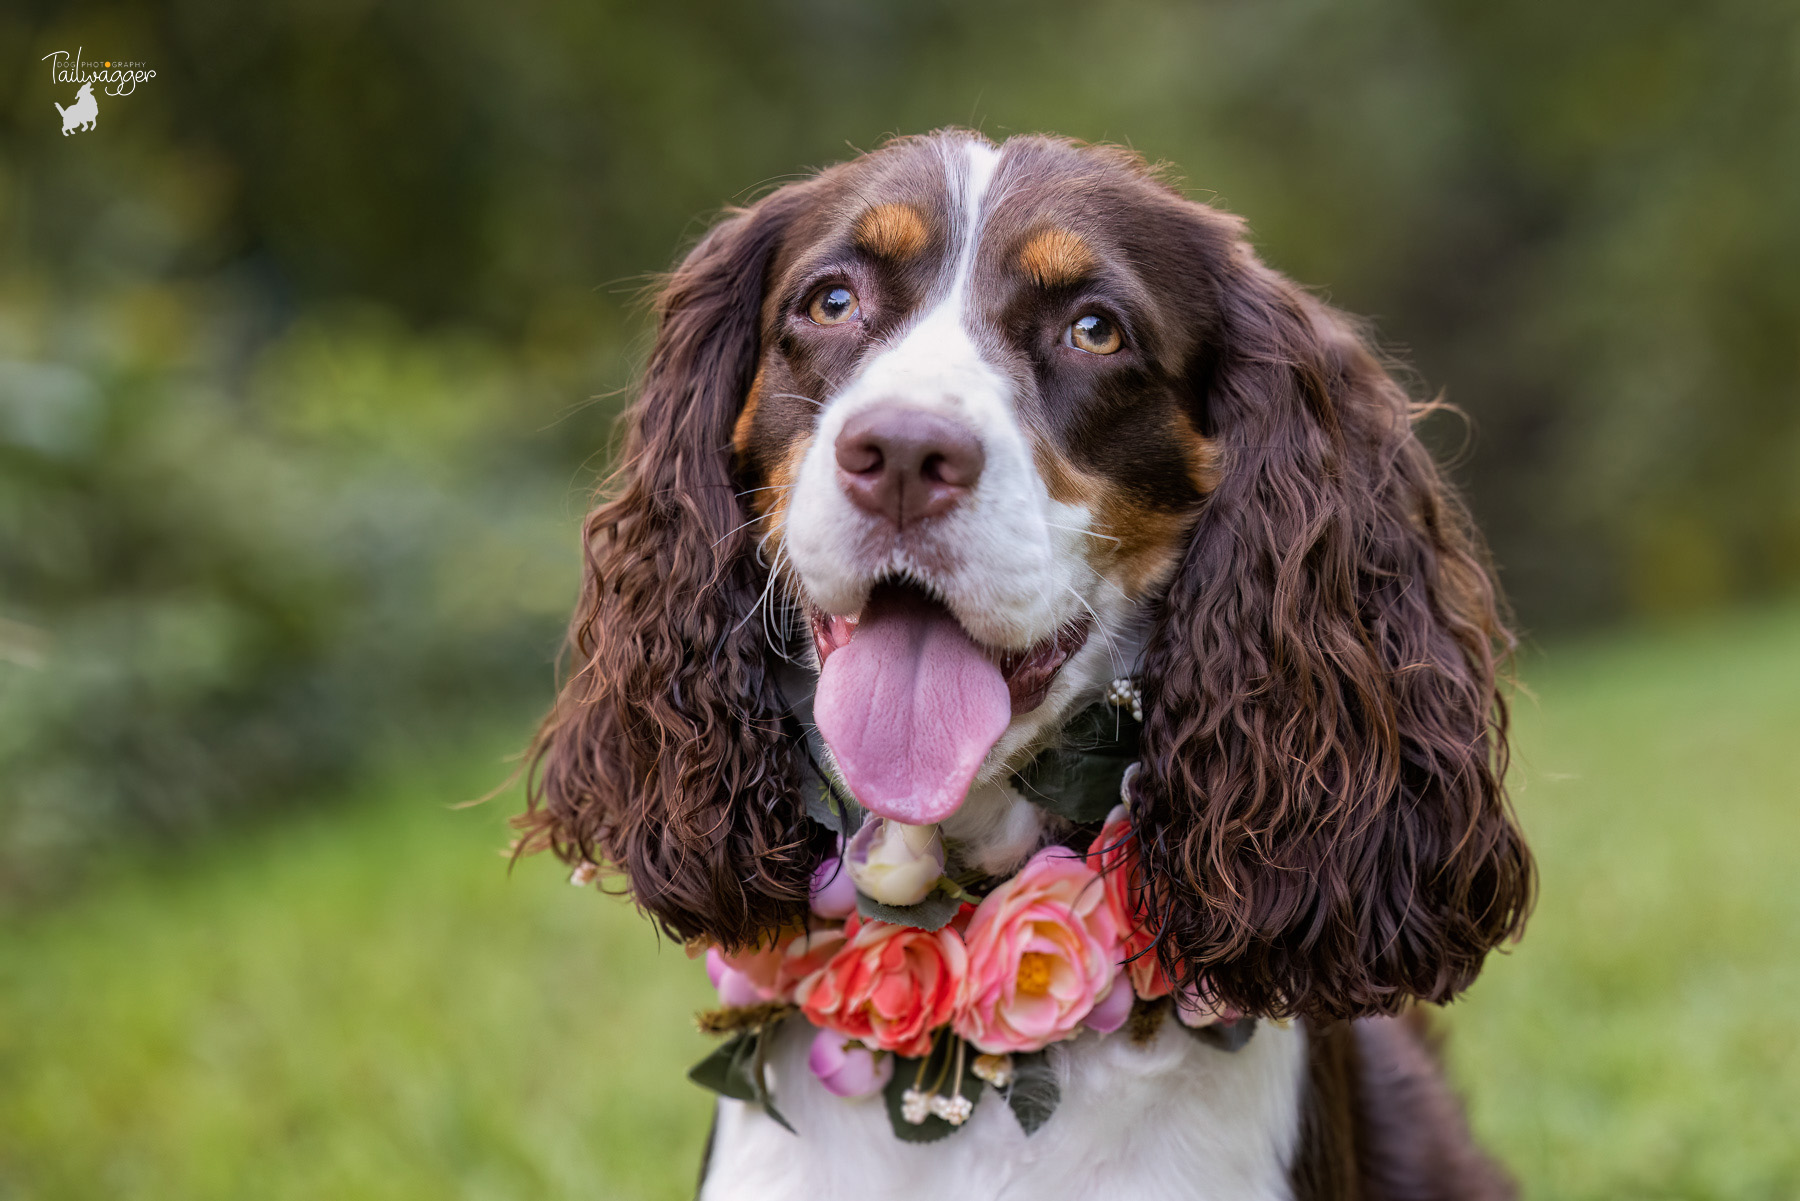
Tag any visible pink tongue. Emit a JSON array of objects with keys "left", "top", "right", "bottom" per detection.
[{"left": 814, "top": 589, "right": 1011, "bottom": 825}]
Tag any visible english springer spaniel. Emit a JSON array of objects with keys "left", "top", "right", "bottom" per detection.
[{"left": 520, "top": 130, "right": 1533, "bottom": 1201}]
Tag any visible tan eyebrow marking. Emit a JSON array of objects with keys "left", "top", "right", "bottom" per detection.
[
  {"left": 1018, "top": 228, "right": 1096, "bottom": 287},
  {"left": 854, "top": 203, "right": 930, "bottom": 260}
]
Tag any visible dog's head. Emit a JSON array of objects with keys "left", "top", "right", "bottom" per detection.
[{"left": 522, "top": 131, "right": 1531, "bottom": 1021}]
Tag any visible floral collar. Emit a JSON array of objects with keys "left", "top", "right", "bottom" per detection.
[{"left": 681, "top": 680, "right": 1254, "bottom": 1143}]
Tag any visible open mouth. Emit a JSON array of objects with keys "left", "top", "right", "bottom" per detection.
[
  {"left": 809, "top": 582, "right": 1091, "bottom": 717},
  {"left": 808, "top": 580, "right": 1091, "bottom": 825}
]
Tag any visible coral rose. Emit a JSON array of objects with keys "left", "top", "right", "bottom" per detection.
[
  {"left": 954, "top": 847, "right": 1123, "bottom": 1053},
  {"left": 796, "top": 916, "right": 966, "bottom": 1058},
  {"left": 1087, "top": 804, "right": 1172, "bottom": 999}
]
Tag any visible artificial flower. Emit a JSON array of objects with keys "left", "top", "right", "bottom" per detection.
[
  {"left": 706, "top": 946, "right": 773, "bottom": 1009},
  {"left": 954, "top": 847, "right": 1122, "bottom": 1053},
  {"left": 707, "top": 925, "right": 846, "bottom": 1007},
  {"left": 1087, "top": 804, "right": 1172, "bottom": 999},
  {"left": 806, "top": 1027, "right": 893, "bottom": 1099},
  {"left": 809, "top": 854, "right": 859, "bottom": 920},
  {"left": 1083, "top": 965, "right": 1136, "bottom": 1032},
  {"left": 797, "top": 915, "right": 966, "bottom": 1057},
  {"left": 845, "top": 817, "right": 945, "bottom": 907}
]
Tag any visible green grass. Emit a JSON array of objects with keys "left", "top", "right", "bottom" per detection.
[
  {"left": 0, "top": 742, "right": 718, "bottom": 1201},
  {"left": 1452, "top": 606, "right": 1800, "bottom": 1200},
  {"left": 3, "top": 606, "right": 1798, "bottom": 1200}
]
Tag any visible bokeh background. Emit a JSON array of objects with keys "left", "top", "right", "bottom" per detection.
[{"left": 2, "top": 2, "right": 1796, "bottom": 1198}]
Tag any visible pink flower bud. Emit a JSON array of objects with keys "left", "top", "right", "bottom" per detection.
[
  {"left": 809, "top": 855, "right": 859, "bottom": 919},
  {"left": 1083, "top": 968, "right": 1136, "bottom": 1033},
  {"left": 704, "top": 946, "right": 727, "bottom": 988},
  {"left": 706, "top": 947, "right": 768, "bottom": 1009},
  {"left": 807, "top": 1027, "right": 893, "bottom": 1099}
]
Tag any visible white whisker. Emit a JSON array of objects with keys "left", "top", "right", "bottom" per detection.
[
  {"left": 712, "top": 513, "right": 766, "bottom": 549},
  {"left": 1044, "top": 522, "right": 1121, "bottom": 545},
  {"left": 1066, "top": 585, "right": 1125, "bottom": 676}
]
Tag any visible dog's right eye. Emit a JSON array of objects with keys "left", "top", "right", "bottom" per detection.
[{"left": 807, "top": 285, "right": 861, "bottom": 326}]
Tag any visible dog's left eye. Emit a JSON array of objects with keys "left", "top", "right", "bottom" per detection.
[
  {"left": 807, "top": 285, "right": 861, "bottom": 326},
  {"left": 1067, "top": 313, "right": 1123, "bottom": 355}
]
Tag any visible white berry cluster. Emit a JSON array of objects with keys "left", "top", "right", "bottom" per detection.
[{"left": 1106, "top": 676, "right": 1144, "bottom": 722}]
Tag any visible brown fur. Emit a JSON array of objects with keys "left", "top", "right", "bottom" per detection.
[
  {"left": 1128, "top": 238, "right": 1533, "bottom": 1021},
  {"left": 516, "top": 186, "right": 830, "bottom": 951},
  {"left": 1291, "top": 1014, "right": 1517, "bottom": 1201}
]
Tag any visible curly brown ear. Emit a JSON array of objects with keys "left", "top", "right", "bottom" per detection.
[
  {"left": 1135, "top": 237, "right": 1534, "bottom": 1021},
  {"left": 517, "top": 190, "right": 821, "bottom": 951}
]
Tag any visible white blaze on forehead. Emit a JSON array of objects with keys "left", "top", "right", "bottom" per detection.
[
  {"left": 853, "top": 137, "right": 1002, "bottom": 397},
  {"left": 948, "top": 138, "right": 1001, "bottom": 302}
]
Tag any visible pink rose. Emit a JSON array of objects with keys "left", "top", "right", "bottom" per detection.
[
  {"left": 1087, "top": 805, "right": 1172, "bottom": 1000},
  {"left": 807, "top": 1027, "right": 894, "bottom": 1098},
  {"left": 708, "top": 926, "right": 847, "bottom": 1006},
  {"left": 954, "top": 847, "right": 1123, "bottom": 1053},
  {"left": 796, "top": 915, "right": 966, "bottom": 1057},
  {"left": 777, "top": 927, "right": 848, "bottom": 996}
]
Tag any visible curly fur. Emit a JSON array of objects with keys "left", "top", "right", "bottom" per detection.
[
  {"left": 1131, "top": 245, "right": 1534, "bottom": 1021},
  {"left": 516, "top": 187, "right": 827, "bottom": 951}
]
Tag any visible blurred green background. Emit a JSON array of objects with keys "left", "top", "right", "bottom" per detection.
[{"left": 1, "top": 1, "right": 1796, "bottom": 1198}]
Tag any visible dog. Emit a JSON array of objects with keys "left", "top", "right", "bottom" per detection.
[
  {"left": 520, "top": 130, "right": 1534, "bottom": 1200},
  {"left": 56, "top": 82, "right": 98, "bottom": 135}
]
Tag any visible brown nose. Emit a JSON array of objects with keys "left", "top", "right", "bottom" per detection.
[{"left": 834, "top": 406, "right": 984, "bottom": 527}]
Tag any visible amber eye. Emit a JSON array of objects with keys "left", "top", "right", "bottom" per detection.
[
  {"left": 807, "top": 285, "right": 860, "bottom": 326},
  {"left": 1067, "top": 313, "right": 1122, "bottom": 355}
]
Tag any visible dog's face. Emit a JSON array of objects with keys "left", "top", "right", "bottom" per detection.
[
  {"left": 525, "top": 132, "right": 1533, "bottom": 1022},
  {"left": 731, "top": 136, "right": 1227, "bottom": 824}
]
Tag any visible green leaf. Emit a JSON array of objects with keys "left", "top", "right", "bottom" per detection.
[
  {"left": 1011, "top": 702, "right": 1140, "bottom": 823},
  {"left": 856, "top": 889, "right": 963, "bottom": 931},
  {"left": 688, "top": 1031, "right": 759, "bottom": 1103},
  {"left": 881, "top": 1036, "right": 985, "bottom": 1142},
  {"left": 750, "top": 1020, "right": 797, "bottom": 1134},
  {"left": 1003, "top": 1050, "right": 1061, "bottom": 1136},
  {"left": 803, "top": 780, "right": 842, "bottom": 834},
  {"left": 799, "top": 767, "right": 863, "bottom": 838},
  {"left": 688, "top": 1027, "right": 798, "bottom": 1133}
]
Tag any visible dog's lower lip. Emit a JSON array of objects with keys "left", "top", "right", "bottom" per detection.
[{"left": 808, "top": 598, "right": 1089, "bottom": 717}]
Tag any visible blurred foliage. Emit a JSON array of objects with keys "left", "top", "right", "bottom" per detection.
[{"left": 1, "top": 0, "right": 1797, "bottom": 878}]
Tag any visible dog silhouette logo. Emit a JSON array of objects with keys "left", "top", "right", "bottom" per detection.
[{"left": 55, "top": 82, "right": 99, "bottom": 135}]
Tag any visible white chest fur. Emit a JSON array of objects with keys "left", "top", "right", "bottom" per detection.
[{"left": 700, "top": 1016, "right": 1307, "bottom": 1201}]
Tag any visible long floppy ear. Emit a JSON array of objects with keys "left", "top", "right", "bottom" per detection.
[
  {"left": 517, "top": 190, "right": 822, "bottom": 951},
  {"left": 1134, "top": 235, "right": 1534, "bottom": 1022}
]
